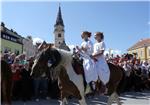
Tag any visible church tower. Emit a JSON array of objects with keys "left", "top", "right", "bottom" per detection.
[{"left": 54, "top": 5, "right": 65, "bottom": 48}]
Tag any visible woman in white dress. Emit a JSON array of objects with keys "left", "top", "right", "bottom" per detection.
[
  {"left": 92, "top": 32, "right": 110, "bottom": 94},
  {"left": 76, "top": 31, "right": 98, "bottom": 94}
]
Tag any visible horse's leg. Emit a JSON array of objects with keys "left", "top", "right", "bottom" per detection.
[
  {"left": 107, "top": 93, "right": 113, "bottom": 105},
  {"left": 69, "top": 73, "right": 87, "bottom": 105},
  {"left": 59, "top": 82, "right": 68, "bottom": 105},
  {"left": 64, "top": 97, "right": 68, "bottom": 104},
  {"left": 60, "top": 98, "right": 65, "bottom": 105},
  {"left": 60, "top": 91, "right": 67, "bottom": 105},
  {"left": 107, "top": 92, "right": 121, "bottom": 105},
  {"left": 60, "top": 98, "right": 68, "bottom": 105},
  {"left": 78, "top": 76, "right": 87, "bottom": 105},
  {"left": 113, "top": 92, "right": 121, "bottom": 105},
  {"left": 107, "top": 92, "right": 117, "bottom": 105},
  {"left": 63, "top": 64, "right": 87, "bottom": 105},
  {"left": 79, "top": 95, "right": 87, "bottom": 105},
  {"left": 59, "top": 84, "right": 68, "bottom": 105}
]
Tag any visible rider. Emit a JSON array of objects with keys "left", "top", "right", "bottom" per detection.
[
  {"left": 76, "top": 31, "right": 98, "bottom": 94},
  {"left": 92, "top": 32, "right": 110, "bottom": 94}
]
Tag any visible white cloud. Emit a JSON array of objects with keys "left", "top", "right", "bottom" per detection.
[
  {"left": 111, "top": 49, "right": 122, "bottom": 56},
  {"left": 104, "top": 50, "right": 109, "bottom": 55},
  {"left": 68, "top": 45, "right": 75, "bottom": 49},
  {"left": 33, "top": 37, "right": 44, "bottom": 45},
  {"left": 68, "top": 45, "right": 75, "bottom": 53},
  {"left": 104, "top": 49, "right": 122, "bottom": 56}
]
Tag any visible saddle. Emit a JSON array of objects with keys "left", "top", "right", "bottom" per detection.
[{"left": 72, "top": 56, "right": 84, "bottom": 75}]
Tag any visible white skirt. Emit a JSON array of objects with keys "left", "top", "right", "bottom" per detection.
[
  {"left": 83, "top": 57, "right": 98, "bottom": 84},
  {"left": 95, "top": 56, "right": 110, "bottom": 85}
]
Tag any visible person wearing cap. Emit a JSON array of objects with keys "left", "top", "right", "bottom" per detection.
[
  {"left": 92, "top": 32, "right": 110, "bottom": 94},
  {"left": 76, "top": 31, "right": 98, "bottom": 94}
]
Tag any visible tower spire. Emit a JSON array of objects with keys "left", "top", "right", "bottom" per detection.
[
  {"left": 59, "top": 2, "right": 61, "bottom": 7},
  {"left": 53, "top": 4, "right": 70, "bottom": 51},
  {"left": 55, "top": 4, "right": 64, "bottom": 27}
]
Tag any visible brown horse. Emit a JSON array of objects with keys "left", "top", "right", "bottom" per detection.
[
  {"left": 99, "top": 63, "right": 125, "bottom": 105},
  {"left": 1, "top": 60, "right": 12, "bottom": 105},
  {"left": 31, "top": 46, "right": 125, "bottom": 105}
]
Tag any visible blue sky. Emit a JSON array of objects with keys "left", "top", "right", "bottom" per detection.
[{"left": 1, "top": 1, "right": 150, "bottom": 54}]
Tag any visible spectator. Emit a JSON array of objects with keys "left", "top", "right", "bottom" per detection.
[
  {"left": 20, "top": 61, "right": 32, "bottom": 102},
  {"left": 142, "top": 61, "right": 149, "bottom": 78},
  {"left": 31, "top": 48, "right": 50, "bottom": 101},
  {"left": 11, "top": 57, "right": 22, "bottom": 100}
]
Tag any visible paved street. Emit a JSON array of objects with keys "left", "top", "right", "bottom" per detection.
[{"left": 12, "top": 91, "right": 150, "bottom": 105}]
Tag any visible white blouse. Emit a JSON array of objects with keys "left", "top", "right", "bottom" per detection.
[
  {"left": 93, "top": 41, "right": 106, "bottom": 59},
  {"left": 81, "top": 40, "right": 93, "bottom": 56}
]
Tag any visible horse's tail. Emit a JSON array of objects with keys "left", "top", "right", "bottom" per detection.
[{"left": 116, "top": 67, "right": 126, "bottom": 95}]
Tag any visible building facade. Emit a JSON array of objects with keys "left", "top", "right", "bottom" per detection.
[
  {"left": 147, "top": 46, "right": 150, "bottom": 60},
  {"left": 128, "top": 38, "right": 150, "bottom": 61},
  {"left": 1, "top": 22, "right": 23, "bottom": 55},
  {"left": 23, "top": 36, "right": 37, "bottom": 58}
]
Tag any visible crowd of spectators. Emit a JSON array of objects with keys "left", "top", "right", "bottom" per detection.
[{"left": 1, "top": 51, "right": 150, "bottom": 104}]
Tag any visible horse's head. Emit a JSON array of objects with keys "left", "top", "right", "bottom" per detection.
[{"left": 32, "top": 46, "right": 61, "bottom": 73}]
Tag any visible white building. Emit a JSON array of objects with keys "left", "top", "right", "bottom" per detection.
[{"left": 23, "top": 36, "right": 37, "bottom": 58}]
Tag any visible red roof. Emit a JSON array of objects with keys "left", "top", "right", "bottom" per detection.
[{"left": 128, "top": 38, "right": 150, "bottom": 51}]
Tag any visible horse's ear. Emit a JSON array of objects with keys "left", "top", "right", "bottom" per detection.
[
  {"left": 48, "top": 45, "right": 52, "bottom": 49},
  {"left": 45, "top": 45, "right": 51, "bottom": 51},
  {"left": 48, "top": 44, "right": 54, "bottom": 49}
]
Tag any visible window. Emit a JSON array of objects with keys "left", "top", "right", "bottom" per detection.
[
  {"left": 58, "top": 42, "right": 61, "bottom": 44},
  {"left": 3, "top": 34, "right": 6, "bottom": 38},
  {"left": 135, "top": 52, "right": 138, "bottom": 58},
  {"left": 58, "top": 34, "right": 61, "bottom": 37},
  {"left": 140, "top": 51, "right": 143, "bottom": 56},
  {"left": 2, "top": 34, "right": 11, "bottom": 40},
  {"left": 7, "top": 36, "right": 10, "bottom": 40},
  {"left": 11, "top": 37, "right": 17, "bottom": 42}
]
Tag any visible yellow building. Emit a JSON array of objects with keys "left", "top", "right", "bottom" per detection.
[
  {"left": 128, "top": 38, "right": 150, "bottom": 61},
  {"left": 0, "top": 22, "right": 23, "bottom": 55}
]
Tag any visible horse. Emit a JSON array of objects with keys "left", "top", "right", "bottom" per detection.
[
  {"left": 31, "top": 46, "right": 125, "bottom": 105},
  {"left": 1, "top": 59, "right": 12, "bottom": 105}
]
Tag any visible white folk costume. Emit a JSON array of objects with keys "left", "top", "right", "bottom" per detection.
[
  {"left": 93, "top": 41, "right": 110, "bottom": 85},
  {"left": 80, "top": 40, "right": 98, "bottom": 84}
]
